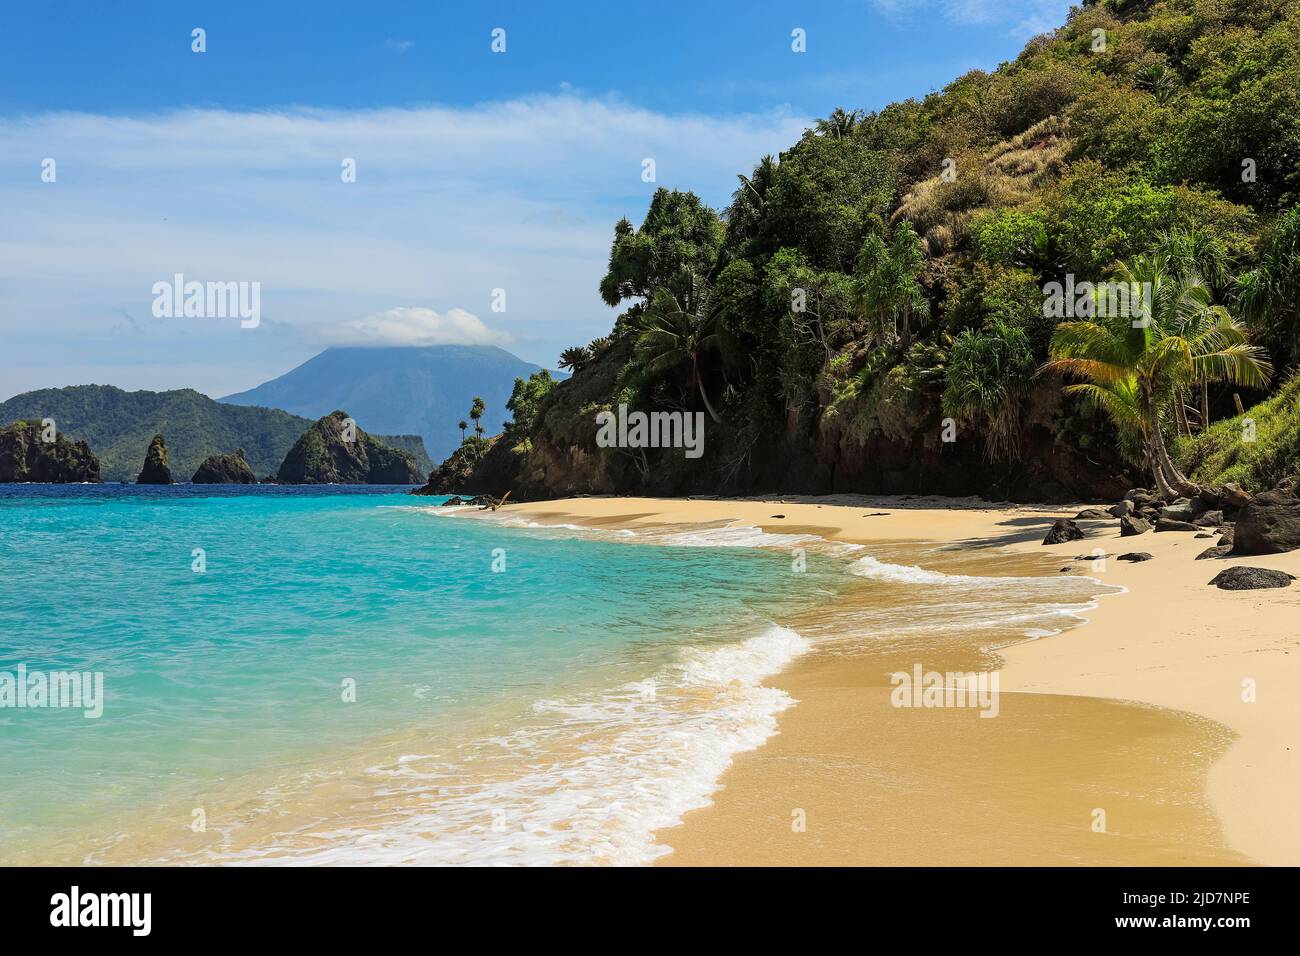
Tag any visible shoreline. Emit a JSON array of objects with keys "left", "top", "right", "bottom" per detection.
[{"left": 495, "top": 494, "right": 1300, "bottom": 866}]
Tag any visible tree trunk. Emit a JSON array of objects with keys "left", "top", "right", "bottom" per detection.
[
  {"left": 693, "top": 363, "right": 722, "bottom": 424},
  {"left": 1152, "top": 414, "right": 1200, "bottom": 497},
  {"left": 1144, "top": 393, "right": 1198, "bottom": 499},
  {"left": 1200, "top": 381, "right": 1210, "bottom": 432}
]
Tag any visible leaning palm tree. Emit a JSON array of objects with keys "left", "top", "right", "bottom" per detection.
[
  {"left": 635, "top": 282, "right": 724, "bottom": 423},
  {"left": 1045, "top": 244, "right": 1272, "bottom": 499}
]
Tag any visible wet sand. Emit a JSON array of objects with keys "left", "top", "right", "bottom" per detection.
[{"left": 501, "top": 495, "right": 1300, "bottom": 866}]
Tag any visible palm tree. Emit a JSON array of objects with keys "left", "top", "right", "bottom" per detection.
[
  {"left": 558, "top": 346, "right": 591, "bottom": 372},
  {"left": 469, "top": 397, "right": 486, "bottom": 437},
  {"left": 1045, "top": 241, "right": 1272, "bottom": 499},
  {"left": 458, "top": 420, "right": 468, "bottom": 444},
  {"left": 636, "top": 282, "right": 724, "bottom": 423}
]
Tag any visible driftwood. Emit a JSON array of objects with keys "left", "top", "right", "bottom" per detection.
[{"left": 481, "top": 490, "right": 512, "bottom": 512}]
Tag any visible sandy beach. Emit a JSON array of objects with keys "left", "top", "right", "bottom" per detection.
[{"left": 498, "top": 494, "right": 1300, "bottom": 866}]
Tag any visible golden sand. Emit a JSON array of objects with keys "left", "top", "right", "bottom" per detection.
[{"left": 499, "top": 495, "right": 1300, "bottom": 866}]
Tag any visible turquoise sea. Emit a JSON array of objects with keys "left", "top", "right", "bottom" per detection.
[{"left": 0, "top": 485, "right": 851, "bottom": 865}]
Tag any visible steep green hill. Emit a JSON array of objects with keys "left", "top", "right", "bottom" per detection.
[
  {"left": 0, "top": 385, "right": 432, "bottom": 481},
  {"left": 461, "top": 0, "right": 1300, "bottom": 503}
]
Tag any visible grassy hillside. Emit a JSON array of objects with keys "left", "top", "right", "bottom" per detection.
[
  {"left": 0, "top": 385, "right": 432, "bottom": 481},
  {"left": 1177, "top": 374, "right": 1300, "bottom": 490},
  {"left": 473, "top": 0, "right": 1300, "bottom": 502}
]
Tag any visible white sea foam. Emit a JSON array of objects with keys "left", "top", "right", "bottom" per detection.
[
  {"left": 849, "top": 554, "right": 1049, "bottom": 586},
  {"left": 223, "top": 624, "right": 812, "bottom": 867}
]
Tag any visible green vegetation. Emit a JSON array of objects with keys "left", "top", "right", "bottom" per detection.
[
  {"left": 479, "top": 0, "right": 1300, "bottom": 499},
  {"left": 276, "top": 411, "right": 422, "bottom": 484},
  {"left": 1178, "top": 373, "right": 1300, "bottom": 490},
  {"left": 0, "top": 385, "right": 432, "bottom": 481},
  {"left": 0, "top": 419, "right": 101, "bottom": 483}
]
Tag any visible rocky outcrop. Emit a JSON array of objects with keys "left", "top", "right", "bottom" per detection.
[
  {"left": 1155, "top": 517, "right": 1198, "bottom": 532},
  {"left": 411, "top": 439, "right": 492, "bottom": 496},
  {"left": 1074, "top": 508, "right": 1109, "bottom": 519},
  {"left": 1231, "top": 482, "right": 1300, "bottom": 555},
  {"left": 136, "top": 434, "right": 173, "bottom": 484},
  {"left": 0, "top": 419, "right": 102, "bottom": 482},
  {"left": 1042, "top": 519, "right": 1084, "bottom": 545},
  {"left": 192, "top": 449, "right": 257, "bottom": 484},
  {"left": 276, "top": 411, "right": 422, "bottom": 484},
  {"left": 1208, "top": 567, "right": 1295, "bottom": 590},
  {"left": 1117, "top": 552, "right": 1153, "bottom": 562},
  {"left": 1196, "top": 545, "right": 1233, "bottom": 560}
]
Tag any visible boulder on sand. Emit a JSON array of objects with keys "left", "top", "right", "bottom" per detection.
[
  {"left": 1195, "top": 545, "right": 1233, "bottom": 560},
  {"left": 1109, "top": 500, "right": 1134, "bottom": 518},
  {"left": 1208, "top": 566, "right": 1295, "bottom": 590},
  {"left": 1231, "top": 482, "right": 1300, "bottom": 555},
  {"left": 1042, "top": 519, "right": 1085, "bottom": 545},
  {"left": 1155, "top": 517, "right": 1198, "bottom": 532},
  {"left": 1074, "top": 508, "right": 1109, "bottom": 519},
  {"left": 1119, "top": 515, "right": 1150, "bottom": 537},
  {"left": 1117, "top": 552, "right": 1153, "bottom": 562}
]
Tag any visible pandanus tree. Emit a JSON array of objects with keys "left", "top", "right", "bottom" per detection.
[
  {"left": 1236, "top": 205, "right": 1300, "bottom": 370},
  {"left": 854, "top": 222, "right": 929, "bottom": 346},
  {"left": 635, "top": 278, "right": 725, "bottom": 424},
  {"left": 1045, "top": 237, "right": 1272, "bottom": 499}
]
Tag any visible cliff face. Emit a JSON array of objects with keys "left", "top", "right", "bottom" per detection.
[
  {"left": 192, "top": 449, "right": 257, "bottom": 484},
  {"left": 277, "top": 411, "right": 423, "bottom": 484},
  {"left": 442, "top": 345, "right": 1132, "bottom": 504},
  {"left": 0, "top": 420, "right": 102, "bottom": 483},
  {"left": 136, "top": 434, "right": 174, "bottom": 484}
]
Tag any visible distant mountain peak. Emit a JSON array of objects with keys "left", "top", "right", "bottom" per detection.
[{"left": 220, "top": 345, "right": 562, "bottom": 464}]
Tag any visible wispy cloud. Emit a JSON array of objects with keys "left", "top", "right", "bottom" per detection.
[
  {"left": 384, "top": 39, "right": 415, "bottom": 53},
  {"left": 0, "top": 94, "right": 809, "bottom": 398},
  {"left": 869, "top": 0, "right": 1072, "bottom": 38}
]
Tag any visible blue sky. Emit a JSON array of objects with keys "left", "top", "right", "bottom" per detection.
[{"left": 0, "top": 0, "right": 1075, "bottom": 400}]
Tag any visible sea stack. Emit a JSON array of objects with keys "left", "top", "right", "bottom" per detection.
[
  {"left": 276, "top": 411, "right": 421, "bottom": 484},
  {"left": 0, "top": 419, "right": 102, "bottom": 483},
  {"left": 192, "top": 449, "right": 257, "bottom": 484},
  {"left": 136, "top": 434, "right": 174, "bottom": 484}
]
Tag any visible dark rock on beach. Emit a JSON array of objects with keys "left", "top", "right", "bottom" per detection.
[
  {"left": 1117, "top": 552, "right": 1153, "bottom": 562},
  {"left": 136, "top": 434, "right": 173, "bottom": 484},
  {"left": 1208, "top": 566, "right": 1295, "bottom": 590},
  {"left": 1196, "top": 545, "right": 1233, "bottom": 560},
  {"left": 0, "top": 419, "right": 102, "bottom": 483},
  {"left": 1231, "top": 482, "right": 1300, "bottom": 555},
  {"left": 191, "top": 449, "right": 257, "bottom": 484},
  {"left": 1042, "top": 518, "right": 1085, "bottom": 545},
  {"left": 1074, "top": 508, "right": 1109, "bottom": 519},
  {"left": 1155, "top": 518, "right": 1198, "bottom": 532},
  {"left": 1119, "top": 515, "right": 1151, "bottom": 537},
  {"left": 1109, "top": 500, "right": 1134, "bottom": 518}
]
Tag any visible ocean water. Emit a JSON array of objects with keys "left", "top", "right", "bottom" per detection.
[
  {"left": 0, "top": 485, "right": 848, "bottom": 865},
  {"left": 0, "top": 485, "right": 1114, "bottom": 865}
]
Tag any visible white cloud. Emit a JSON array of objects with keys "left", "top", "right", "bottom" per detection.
[
  {"left": 0, "top": 94, "right": 809, "bottom": 398},
  {"left": 869, "top": 0, "right": 1072, "bottom": 36},
  {"left": 319, "top": 307, "right": 510, "bottom": 347}
]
